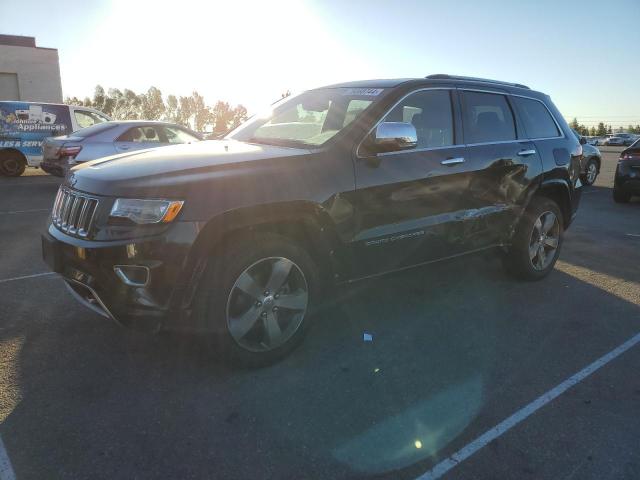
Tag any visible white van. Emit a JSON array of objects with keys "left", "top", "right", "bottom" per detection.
[{"left": 0, "top": 101, "right": 111, "bottom": 176}]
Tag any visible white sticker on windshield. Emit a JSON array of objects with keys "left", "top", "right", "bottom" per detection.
[{"left": 340, "top": 88, "right": 384, "bottom": 96}]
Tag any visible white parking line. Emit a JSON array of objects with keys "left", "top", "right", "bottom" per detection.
[
  {"left": 0, "top": 435, "right": 16, "bottom": 480},
  {"left": 627, "top": 234, "right": 640, "bottom": 238},
  {"left": 0, "top": 272, "right": 56, "bottom": 284},
  {"left": 416, "top": 331, "right": 640, "bottom": 480},
  {"left": 0, "top": 208, "right": 49, "bottom": 215}
]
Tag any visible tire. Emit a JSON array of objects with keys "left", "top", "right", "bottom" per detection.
[
  {"left": 0, "top": 151, "right": 26, "bottom": 177},
  {"left": 581, "top": 158, "right": 598, "bottom": 186},
  {"left": 503, "top": 196, "right": 563, "bottom": 281},
  {"left": 195, "top": 232, "right": 320, "bottom": 367},
  {"left": 613, "top": 187, "right": 631, "bottom": 204}
]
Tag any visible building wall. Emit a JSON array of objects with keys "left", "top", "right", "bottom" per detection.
[{"left": 0, "top": 43, "right": 63, "bottom": 103}]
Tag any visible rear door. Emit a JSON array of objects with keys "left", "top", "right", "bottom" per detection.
[{"left": 458, "top": 89, "right": 543, "bottom": 247}]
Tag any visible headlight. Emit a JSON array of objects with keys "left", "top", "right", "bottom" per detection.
[{"left": 110, "top": 198, "right": 184, "bottom": 224}]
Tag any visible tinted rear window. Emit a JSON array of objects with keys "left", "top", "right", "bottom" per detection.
[
  {"left": 513, "top": 97, "right": 560, "bottom": 139},
  {"left": 72, "top": 122, "right": 118, "bottom": 138},
  {"left": 461, "top": 91, "right": 516, "bottom": 143}
]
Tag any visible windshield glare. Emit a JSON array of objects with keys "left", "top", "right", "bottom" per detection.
[{"left": 228, "top": 88, "right": 380, "bottom": 147}]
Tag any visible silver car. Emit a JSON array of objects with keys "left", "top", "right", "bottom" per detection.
[
  {"left": 605, "top": 136, "right": 625, "bottom": 146},
  {"left": 40, "top": 120, "right": 201, "bottom": 176}
]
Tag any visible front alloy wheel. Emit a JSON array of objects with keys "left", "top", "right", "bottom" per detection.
[
  {"left": 226, "top": 257, "right": 309, "bottom": 353},
  {"left": 528, "top": 211, "right": 560, "bottom": 271},
  {"left": 196, "top": 232, "right": 320, "bottom": 367}
]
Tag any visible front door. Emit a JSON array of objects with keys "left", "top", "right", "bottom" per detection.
[{"left": 350, "top": 88, "right": 470, "bottom": 278}]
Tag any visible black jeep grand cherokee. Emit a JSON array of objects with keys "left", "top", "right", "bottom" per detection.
[{"left": 42, "top": 75, "right": 582, "bottom": 365}]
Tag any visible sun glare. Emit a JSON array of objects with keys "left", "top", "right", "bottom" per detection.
[{"left": 67, "top": 0, "right": 373, "bottom": 112}]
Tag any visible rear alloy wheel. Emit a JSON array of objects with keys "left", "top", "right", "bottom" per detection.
[
  {"left": 582, "top": 159, "right": 598, "bottom": 186},
  {"left": 0, "top": 154, "right": 26, "bottom": 177},
  {"left": 528, "top": 211, "right": 560, "bottom": 272},
  {"left": 504, "top": 197, "right": 563, "bottom": 280},
  {"left": 197, "top": 233, "right": 320, "bottom": 367}
]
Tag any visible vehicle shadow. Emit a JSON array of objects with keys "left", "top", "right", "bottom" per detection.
[
  {"left": 563, "top": 185, "right": 640, "bottom": 285},
  {"left": 2, "top": 246, "right": 640, "bottom": 479}
]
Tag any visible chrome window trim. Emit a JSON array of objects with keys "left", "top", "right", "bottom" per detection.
[
  {"left": 357, "top": 86, "right": 567, "bottom": 160},
  {"left": 356, "top": 87, "right": 456, "bottom": 159},
  {"left": 372, "top": 144, "right": 464, "bottom": 157},
  {"left": 458, "top": 88, "right": 565, "bottom": 141},
  {"left": 506, "top": 92, "right": 565, "bottom": 140},
  {"left": 464, "top": 139, "right": 522, "bottom": 147}
]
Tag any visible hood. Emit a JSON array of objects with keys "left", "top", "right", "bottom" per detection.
[{"left": 66, "top": 139, "right": 312, "bottom": 197}]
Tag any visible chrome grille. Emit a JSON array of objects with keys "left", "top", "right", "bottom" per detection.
[{"left": 51, "top": 188, "right": 99, "bottom": 237}]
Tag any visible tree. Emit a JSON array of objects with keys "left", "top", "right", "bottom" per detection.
[
  {"left": 607, "top": 125, "right": 613, "bottom": 134},
  {"left": 231, "top": 105, "right": 248, "bottom": 129},
  {"left": 178, "top": 96, "right": 194, "bottom": 128},
  {"left": 164, "top": 95, "right": 180, "bottom": 124},
  {"left": 569, "top": 118, "right": 579, "bottom": 130},
  {"left": 190, "top": 91, "right": 208, "bottom": 132},
  {"left": 596, "top": 122, "right": 607, "bottom": 136},
  {"left": 64, "top": 96, "right": 84, "bottom": 106},
  {"left": 589, "top": 126, "right": 596, "bottom": 136},
  {"left": 139, "top": 87, "right": 165, "bottom": 121},
  {"left": 63, "top": 84, "right": 250, "bottom": 130}
]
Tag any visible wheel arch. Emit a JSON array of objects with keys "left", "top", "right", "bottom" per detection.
[
  {"left": 178, "top": 200, "right": 344, "bottom": 310},
  {"left": 534, "top": 179, "right": 572, "bottom": 228}
]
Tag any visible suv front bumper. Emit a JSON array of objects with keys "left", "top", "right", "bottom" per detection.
[{"left": 42, "top": 222, "right": 201, "bottom": 331}]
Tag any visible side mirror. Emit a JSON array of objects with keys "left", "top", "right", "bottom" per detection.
[
  {"left": 579, "top": 136, "right": 587, "bottom": 145},
  {"left": 373, "top": 122, "right": 418, "bottom": 153}
]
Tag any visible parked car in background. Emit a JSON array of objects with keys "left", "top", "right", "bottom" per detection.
[
  {"left": 614, "top": 133, "right": 637, "bottom": 146},
  {"left": 40, "top": 121, "right": 202, "bottom": 177},
  {"left": 42, "top": 75, "right": 583, "bottom": 365},
  {"left": 614, "top": 138, "right": 640, "bottom": 203},
  {"left": 572, "top": 129, "right": 601, "bottom": 186},
  {"left": 585, "top": 136, "right": 600, "bottom": 146},
  {"left": 0, "top": 101, "right": 111, "bottom": 176},
  {"left": 604, "top": 134, "right": 637, "bottom": 146},
  {"left": 605, "top": 136, "right": 626, "bottom": 146}
]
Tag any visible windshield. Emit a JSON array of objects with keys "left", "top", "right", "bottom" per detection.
[{"left": 228, "top": 88, "right": 380, "bottom": 148}]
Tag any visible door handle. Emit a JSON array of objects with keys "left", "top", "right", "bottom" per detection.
[
  {"left": 517, "top": 149, "right": 536, "bottom": 156},
  {"left": 441, "top": 157, "right": 465, "bottom": 165}
]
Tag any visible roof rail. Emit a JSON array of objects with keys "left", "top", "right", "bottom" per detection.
[{"left": 425, "top": 74, "right": 530, "bottom": 90}]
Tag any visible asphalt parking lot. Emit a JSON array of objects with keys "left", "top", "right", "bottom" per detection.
[{"left": 0, "top": 148, "right": 639, "bottom": 480}]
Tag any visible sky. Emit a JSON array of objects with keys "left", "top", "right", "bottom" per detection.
[{"left": 1, "top": 0, "right": 639, "bottom": 127}]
